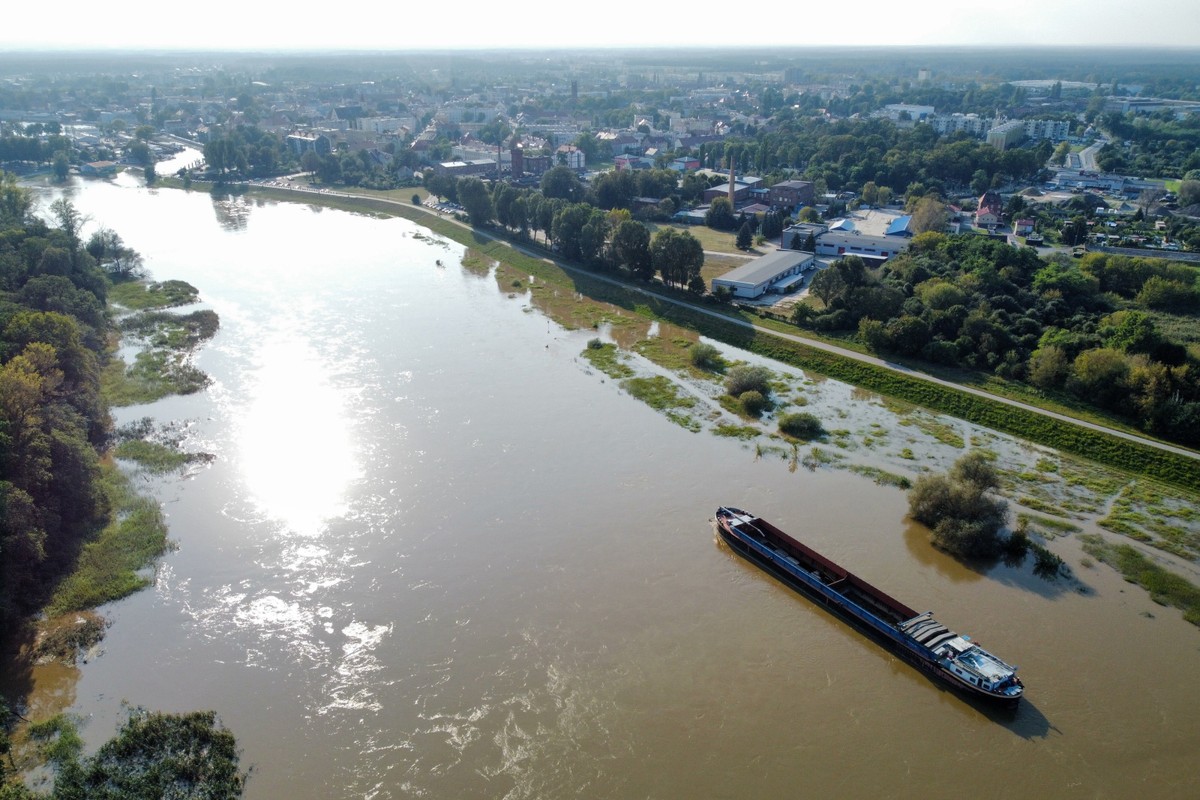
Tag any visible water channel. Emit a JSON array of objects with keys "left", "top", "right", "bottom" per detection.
[{"left": 18, "top": 171, "right": 1200, "bottom": 798}]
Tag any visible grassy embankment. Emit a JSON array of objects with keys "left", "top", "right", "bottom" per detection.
[
  {"left": 233, "top": 185, "right": 1200, "bottom": 492},
  {"left": 45, "top": 462, "right": 172, "bottom": 618}
]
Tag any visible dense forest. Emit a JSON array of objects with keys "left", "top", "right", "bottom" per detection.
[
  {"left": 795, "top": 234, "right": 1200, "bottom": 446},
  {"left": 0, "top": 173, "right": 112, "bottom": 635}
]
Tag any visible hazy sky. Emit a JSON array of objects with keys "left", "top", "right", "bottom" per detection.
[{"left": 4, "top": 0, "right": 1199, "bottom": 51}]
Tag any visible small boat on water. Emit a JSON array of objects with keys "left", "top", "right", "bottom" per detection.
[{"left": 715, "top": 506, "right": 1024, "bottom": 705}]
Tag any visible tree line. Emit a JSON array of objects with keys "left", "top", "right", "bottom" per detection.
[
  {"left": 0, "top": 178, "right": 116, "bottom": 635},
  {"left": 426, "top": 169, "right": 707, "bottom": 293}
]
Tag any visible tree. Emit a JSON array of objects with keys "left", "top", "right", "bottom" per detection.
[
  {"left": 1052, "top": 141, "right": 1071, "bottom": 166},
  {"left": 611, "top": 219, "right": 652, "bottom": 279},
  {"left": 316, "top": 153, "right": 341, "bottom": 184},
  {"left": 1027, "top": 345, "right": 1071, "bottom": 389},
  {"left": 909, "top": 196, "right": 948, "bottom": 235},
  {"left": 579, "top": 208, "right": 611, "bottom": 268},
  {"left": 1061, "top": 216, "right": 1089, "bottom": 246},
  {"left": 907, "top": 451, "right": 1009, "bottom": 559},
  {"left": 552, "top": 203, "right": 592, "bottom": 261},
  {"left": 49, "top": 198, "right": 87, "bottom": 268},
  {"left": 478, "top": 118, "right": 513, "bottom": 177},
  {"left": 128, "top": 141, "right": 152, "bottom": 166},
  {"left": 541, "top": 165, "right": 584, "bottom": 202},
  {"left": 1067, "top": 348, "right": 1130, "bottom": 409},
  {"left": 808, "top": 266, "right": 846, "bottom": 308},
  {"left": 650, "top": 228, "right": 704, "bottom": 289},
  {"left": 592, "top": 169, "right": 636, "bottom": 210},
  {"left": 860, "top": 181, "right": 879, "bottom": 207},
  {"left": 705, "top": 196, "right": 736, "bottom": 231},
  {"left": 1, "top": 171, "right": 33, "bottom": 226},
  {"left": 456, "top": 177, "right": 494, "bottom": 227},
  {"left": 736, "top": 221, "right": 753, "bottom": 250},
  {"left": 300, "top": 150, "right": 320, "bottom": 174},
  {"left": 52, "top": 151, "right": 71, "bottom": 181}
]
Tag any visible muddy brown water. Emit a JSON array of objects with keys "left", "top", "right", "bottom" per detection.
[{"left": 9, "top": 175, "right": 1200, "bottom": 799}]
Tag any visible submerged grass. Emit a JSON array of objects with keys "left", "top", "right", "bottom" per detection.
[
  {"left": 102, "top": 348, "right": 209, "bottom": 406},
  {"left": 848, "top": 464, "right": 912, "bottom": 489},
  {"left": 1016, "top": 512, "right": 1082, "bottom": 538},
  {"left": 1080, "top": 533, "right": 1200, "bottom": 626},
  {"left": 108, "top": 279, "right": 199, "bottom": 310},
  {"left": 459, "top": 248, "right": 493, "bottom": 276},
  {"left": 1098, "top": 480, "right": 1200, "bottom": 560},
  {"left": 714, "top": 423, "right": 762, "bottom": 440},
  {"left": 104, "top": 301, "right": 219, "bottom": 406},
  {"left": 46, "top": 464, "right": 172, "bottom": 616},
  {"left": 622, "top": 375, "right": 697, "bottom": 413},
  {"left": 113, "top": 439, "right": 194, "bottom": 473},
  {"left": 580, "top": 341, "right": 634, "bottom": 379}
]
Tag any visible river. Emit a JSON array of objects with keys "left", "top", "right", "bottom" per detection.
[{"left": 17, "top": 173, "right": 1200, "bottom": 799}]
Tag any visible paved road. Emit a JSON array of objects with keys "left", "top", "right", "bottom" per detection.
[
  {"left": 1078, "top": 138, "right": 1107, "bottom": 172},
  {"left": 246, "top": 181, "right": 1200, "bottom": 463}
]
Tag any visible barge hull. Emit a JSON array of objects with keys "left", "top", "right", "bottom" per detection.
[{"left": 715, "top": 507, "right": 1022, "bottom": 705}]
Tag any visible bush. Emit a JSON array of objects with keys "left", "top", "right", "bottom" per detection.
[
  {"left": 724, "top": 364, "right": 772, "bottom": 396},
  {"left": 411, "top": 193, "right": 421, "bottom": 205},
  {"left": 739, "top": 390, "right": 768, "bottom": 416},
  {"left": 779, "top": 412, "right": 824, "bottom": 440},
  {"left": 689, "top": 342, "right": 724, "bottom": 371}
]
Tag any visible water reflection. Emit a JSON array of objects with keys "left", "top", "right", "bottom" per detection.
[
  {"left": 238, "top": 334, "right": 359, "bottom": 537},
  {"left": 211, "top": 191, "right": 251, "bottom": 231}
]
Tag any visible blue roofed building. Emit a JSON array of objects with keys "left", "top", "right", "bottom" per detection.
[{"left": 885, "top": 215, "right": 915, "bottom": 237}]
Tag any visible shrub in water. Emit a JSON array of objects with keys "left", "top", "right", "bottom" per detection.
[
  {"left": 778, "top": 412, "right": 824, "bottom": 440},
  {"left": 739, "top": 390, "right": 768, "bottom": 416},
  {"left": 724, "top": 364, "right": 772, "bottom": 397},
  {"left": 690, "top": 342, "right": 724, "bottom": 371}
]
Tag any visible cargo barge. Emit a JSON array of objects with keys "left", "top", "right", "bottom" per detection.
[{"left": 715, "top": 506, "right": 1023, "bottom": 705}]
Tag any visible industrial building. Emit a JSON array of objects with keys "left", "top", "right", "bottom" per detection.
[{"left": 712, "top": 249, "right": 816, "bottom": 299}]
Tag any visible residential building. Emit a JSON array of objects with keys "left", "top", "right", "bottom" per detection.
[
  {"left": 986, "top": 120, "right": 1025, "bottom": 150},
  {"left": 614, "top": 154, "right": 654, "bottom": 171},
  {"left": 876, "top": 104, "right": 936, "bottom": 122},
  {"left": 975, "top": 191, "right": 1003, "bottom": 227},
  {"left": 1022, "top": 118, "right": 1070, "bottom": 141},
  {"left": 286, "top": 133, "right": 332, "bottom": 157},
  {"left": 81, "top": 161, "right": 118, "bottom": 177},
  {"left": 926, "top": 113, "right": 993, "bottom": 137},
  {"left": 511, "top": 146, "right": 551, "bottom": 177},
  {"left": 556, "top": 145, "right": 585, "bottom": 170}
]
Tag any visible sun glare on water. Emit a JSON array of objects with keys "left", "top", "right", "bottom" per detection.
[{"left": 238, "top": 335, "right": 360, "bottom": 537}]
